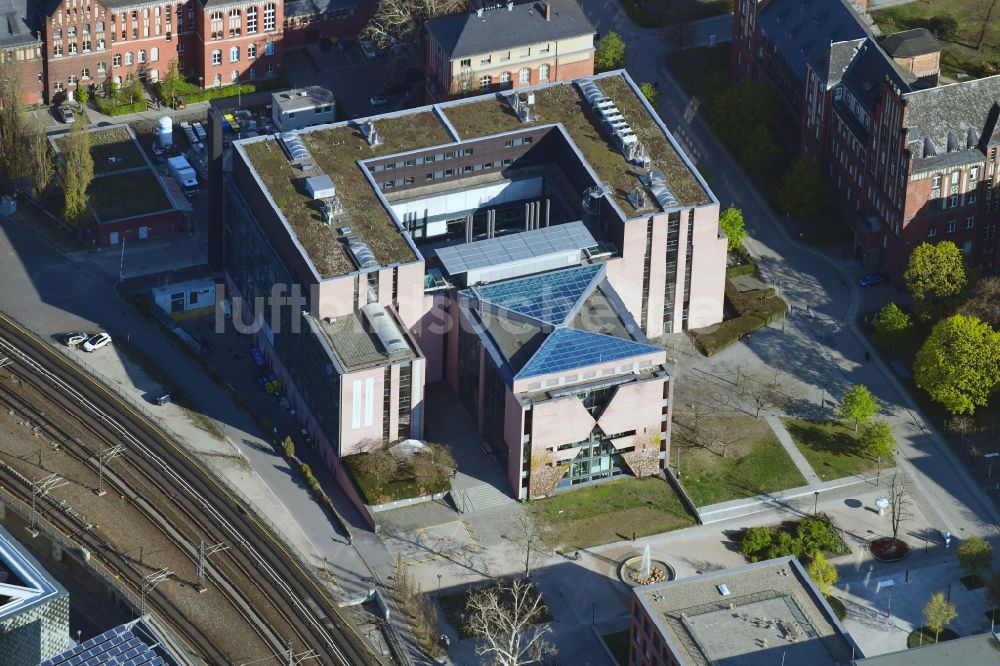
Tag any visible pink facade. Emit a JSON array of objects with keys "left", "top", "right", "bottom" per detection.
[{"left": 687, "top": 204, "right": 728, "bottom": 330}]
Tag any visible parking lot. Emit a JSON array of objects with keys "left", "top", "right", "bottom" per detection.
[{"left": 284, "top": 41, "right": 426, "bottom": 119}]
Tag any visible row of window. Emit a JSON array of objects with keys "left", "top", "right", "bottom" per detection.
[
  {"left": 469, "top": 64, "right": 551, "bottom": 89},
  {"left": 52, "top": 62, "right": 274, "bottom": 92},
  {"left": 381, "top": 158, "right": 515, "bottom": 188},
  {"left": 457, "top": 43, "right": 548, "bottom": 68},
  {"left": 927, "top": 216, "right": 977, "bottom": 237},
  {"left": 211, "top": 42, "right": 273, "bottom": 65},
  {"left": 283, "top": 7, "right": 354, "bottom": 28},
  {"left": 209, "top": 5, "right": 274, "bottom": 36},
  {"left": 371, "top": 147, "right": 476, "bottom": 172}
]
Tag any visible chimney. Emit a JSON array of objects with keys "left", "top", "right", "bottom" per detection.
[{"left": 545, "top": 2, "right": 552, "bottom": 20}]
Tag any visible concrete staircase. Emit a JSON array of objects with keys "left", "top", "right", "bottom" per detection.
[{"left": 451, "top": 483, "right": 512, "bottom": 514}]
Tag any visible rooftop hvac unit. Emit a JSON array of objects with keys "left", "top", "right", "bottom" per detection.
[
  {"left": 508, "top": 92, "right": 535, "bottom": 123},
  {"left": 361, "top": 303, "right": 409, "bottom": 354},
  {"left": 305, "top": 174, "right": 335, "bottom": 200},
  {"left": 363, "top": 121, "right": 383, "bottom": 148},
  {"left": 576, "top": 80, "right": 647, "bottom": 165}
]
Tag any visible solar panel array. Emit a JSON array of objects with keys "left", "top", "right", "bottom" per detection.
[
  {"left": 475, "top": 264, "right": 602, "bottom": 326},
  {"left": 40, "top": 624, "right": 168, "bottom": 666},
  {"left": 516, "top": 328, "right": 661, "bottom": 379},
  {"left": 436, "top": 222, "right": 596, "bottom": 276}
]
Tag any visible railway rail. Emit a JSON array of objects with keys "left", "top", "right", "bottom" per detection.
[{"left": 0, "top": 312, "right": 384, "bottom": 666}]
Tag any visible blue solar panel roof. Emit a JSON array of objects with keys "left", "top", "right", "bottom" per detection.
[
  {"left": 475, "top": 264, "right": 603, "bottom": 326},
  {"left": 516, "top": 328, "right": 661, "bottom": 379},
  {"left": 40, "top": 622, "right": 174, "bottom": 666}
]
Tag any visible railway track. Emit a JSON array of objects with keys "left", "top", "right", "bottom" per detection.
[{"left": 0, "top": 313, "right": 384, "bottom": 666}]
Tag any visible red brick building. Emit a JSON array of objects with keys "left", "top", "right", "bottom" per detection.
[
  {"left": 731, "top": 0, "right": 1000, "bottom": 281},
  {"left": 1, "top": 0, "right": 45, "bottom": 105},
  {"left": 424, "top": 0, "right": 595, "bottom": 102},
  {"left": 8, "top": 0, "right": 375, "bottom": 106}
]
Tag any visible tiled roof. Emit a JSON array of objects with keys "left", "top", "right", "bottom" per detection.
[
  {"left": 756, "top": 0, "right": 874, "bottom": 80},
  {"left": 839, "top": 38, "right": 914, "bottom": 113},
  {"left": 880, "top": 28, "right": 940, "bottom": 58},
  {"left": 904, "top": 74, "right": 1000, "bottom": 171},
  {"left": 825, "top": 39, "right": 865, "bottom": 88},
  {"left": 425, "top": 0, "right": 594, "bottom": 60},
  {"left": 0, "top": 0, "right": 38, "bottom": 48}
]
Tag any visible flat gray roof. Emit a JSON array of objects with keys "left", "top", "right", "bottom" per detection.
[
  {"left": 435, "top": 221, "right": 596, "bottom": 276},
  {"left": 273, "top": 86, "right": 335, "bottom": 113},
  {"left": 316, "top": 310, "right": 416, "bottom": 372},
  {"left": 636, "top": 557, "right": 857, "bottom": 666},
  {"left": 853, "top": 631, "right": 1000, "bottom": 665}
]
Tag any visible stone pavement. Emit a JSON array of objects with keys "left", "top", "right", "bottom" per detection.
[{"left": 764, "top": 413, "right": 823, "bottom": 486}]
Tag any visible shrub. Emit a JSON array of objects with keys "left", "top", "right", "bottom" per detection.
[
  {"left": 796, "top": 518, "right": 847, "bottom": 557},
  {"left": 740, "top": 527, "right": 773, "bottom": 561},
  {"left": 155, "top": 76, "right": 287, "bottom": 105},
  {"left": 281, "top": 435, "right": 295, "bottom": 459}
]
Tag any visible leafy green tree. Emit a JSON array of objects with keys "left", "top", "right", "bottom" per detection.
[
  {"left": 719, "top": 207, "right": 747, "bottom": 252},
  {"left": 60, "top": 118, "right": 94, "bottom": 225},
  {"left": 594, "top": 32, "right": 626, "bottom": 72},
  {"left": 129, "top": 76, "right": 144, "bottom": 105},
  {"left": 75, "top": 84, "right": 89, "bottom": 106},
  {"left": 638, "top": 82, "right": 658, "bottom": 107},
  {"left": 779, "top": 156, "right": 833, "bottom": 221},
  {"left": 807, "top": 552, "right": 838, "bottom": 595},
  {"left": 923, "top": 592, "right": 957, "bottom": 643},
  {"left": 709, "top": 80, "right": 779, "bottom": 146},
  {"left": 0, "top": 57, "right": 26, "bottom": 186},
  {"left": 161, "top": 59, "right": 181, "bottom": 101},
  {"left": 837, "top": 384, "right": 878, "bottom": 432},
  {"left": 23, "top": 114, "right": 51, "bottom": 196},
  {"left": 796, "top": 518, "right": 845, "bottom": 557},
  {"left": 914, "top": 314, "right": 1000, "bottom": 415},
  {"left": 765, "top": 530, "right": 802, "bottom": 561},
  {"left": 904, "top": 241, "right": 967, "bottom": 317},
  {"left": 860, "top": 419, "right": 896, "bottom": 460},
  {"left": 740, "top": 526, "right": 773, "bottom": 561},
  {"left": 739, "top": 124, "right": 783, "bottom": 178},
  {"left": 873, "top": 302, "right": 912, "bottom": 349},
  {"left": 956, "top": 535, "right": 992, "bottom": 581}
]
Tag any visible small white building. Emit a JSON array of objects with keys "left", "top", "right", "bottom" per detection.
[
  {"left": 271, "top": 86, "right": 336, "bottom": 132},
  {"left": 152, "top": 278, "right": 215, "bottom": 315}
]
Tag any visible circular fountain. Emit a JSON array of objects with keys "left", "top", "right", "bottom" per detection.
[{"left": 618, "top": 545, "right": 675, "bottom": 587}]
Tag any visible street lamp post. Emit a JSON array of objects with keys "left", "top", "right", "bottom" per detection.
[
  {"left": 876, "top": 456, "right": 881, "bottom": 487},
  {"left": 813, "top": 491, "right": 820, "bottom": 516},
  {"left": 437, "top": 574, "right": 442, "bottom": 596}
]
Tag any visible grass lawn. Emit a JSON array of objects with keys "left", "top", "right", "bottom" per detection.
[
  {"left": 526, "top": 477, "right": 695, "bottom": 549},
  {"left": 603, "top": 630, "right": 630, "bottom": 666},
  {"left": 872, "top": 1, "right": 1000, "bottom": 80},
  {"left": 782, "top": 418, "right": 890, "bottom": 480},
  {"left": 88, "top": 170, "right": 171, "bottom": 221},
  {"left": 677, "top": 412, "right": 806, "bottom": 506}
]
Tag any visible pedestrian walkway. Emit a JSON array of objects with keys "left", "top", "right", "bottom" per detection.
[{"left": 764, "top": 412, "right": 822, "bottom": 486}]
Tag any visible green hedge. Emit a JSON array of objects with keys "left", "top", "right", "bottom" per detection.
[
  {"left": 726, "top": 262, "right": 758, "bottom": 279},
  {"left": 691, "top": 281, "right": 787, "bottom": 356},
  {"left": 155, "top": 77, "right": 286, "bottom": 104},
  {"left": 93, "top": 96, "right": 146, "bottom": 116}
]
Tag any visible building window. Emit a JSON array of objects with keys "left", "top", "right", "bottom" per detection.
[
  {"left": 214, "top": 73, "right": 222, "bottom": 87},
  {"left": 265, "top": 62, "right": 273, "bottom": 74},
  {"left": 211, "top": 11, "right": 222, "bottom": 35},
  {"left": 97, "top": 61, "right": 106, "bottom": 75},
  {"left": 480, "top": 55, "right": 491, "bottom": 65},
  {"left": 150, "top": 47, "right": 158, "bottom": 62},
  {"left": 499, "top": 71, "right": 509, "bottom": 83},
  {"left": 68, "top": 42, "right": 77, "bottom": 55},
  {"left": 247, "top": 6, "right": 258, "bottom": 33},
  {"left": 540, "top": 42, "right": 550, "bottom": 53},
  {"left": 97, "top": 38, "right": 105, "bottom": 50},
  {"left": 113, "top": 53, "right": 121, "bottom": 67},
  {"left": 212, "top": 49, "right": 222, "bottom": 66},
  {"left": 966, "top": 216, "right": 975, "bottom": 229},
  {"left": 68, "top": 25, "right": 76, "bottom": 37},
  {"left": 124, "top": 51, "right": 133, "bottom": 65},
  {"left": 264, "top": 3, "right": 275, "bottom": 31},
  {"left": 539, "top": 63, "right": 550, "bottom": 81},
  {"left": 460, "top": 58, "right": 471, "bottom": 68},
  {"left": 54, "top": 81, "right": 63, "bottom": 92},
  {"left": 248, "top": 43, "right": 257, "bottom": 59},
  {"left": 81, "top": 38, "right": 90, "bottom": 52},
  {"left": 138, "top": 49, "right": 146, "bottom": 64},
  {"left": 500, "top": 50, "right": 510, "bottom": 61},
  {"left": 480, "top": 75, "right": 490, "bottom": 89},
  {"left": 81, "top": 67, "right": 89, "bottom": 79},
  {"left": 949, "top": 194, "right": 959, "bottom": 207},
  {"left": 230, "top": 46, "right": 240, "bottom": 62},
  {"left": 264, "top": 41, "right": 274, "bottom": 56},
  {"left": 53, "top": 44, "right": 63, "bottom": 57},
  {"left": 968, "top": 192, "right": 977, "bottom": 205},
  {"left": 83, "top": 23, "right": 90, "bottom": 35},
  {"left": 519, "top": 67, "right": 530, "bottom": 83},
  {"left": 231, "top": 69, "right": 238, "bottom": 81},
  {"left": 971, "top": 166, "right": 980, "bottom": 180},
  {"left": 177, "top": 43, "right": 184, "bottom": 54},
  {"left": 951, "top": 171, "right": 960, "bottom": 185},
  {"left": 928, "top": 227, "right": 937, "bottom": 238},
  {"left": 54, "top": 28, "right": 62, "bottom": 39},
  {"left": 67, "top": 74, "right": 77, "bottom": 85},
  {"left": 229, "top": 8, "right": 241, "bottom": 32},
  {"left": 947, "top": 220, "right": 956, "bottom": 234}
]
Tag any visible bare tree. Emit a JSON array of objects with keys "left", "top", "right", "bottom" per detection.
[
  {"left": 408, "top": 441, "right": 456, "bottom": 490},
  {"left": 887, "top": 472, "right": 912, "bottom": 542},
  {"left": 971, "top": 0, "right": 999, "bottom": 51},
  {"left": 466, "top": 578, "right": 556, "bottom": 666},
  {"left": 363, "top": 0, "right": 468, "bottom": 53},
  {"left": 504, "top": 513, "right": 547, "bottom": 577},
  {"left": 947, "top": 415, "right": 977, "bottom": 442},
  {"left": 451, "top": 67, "right": 480, "bottom": 96},
  {"left": 740, "top": 369, "right": 781, "bottom": 418},
  {"left": 665, "top": 21, "right": 695, "bottom": 53},
  {"left": 0, "top": 57, "right": 26, "bottom": 188}
]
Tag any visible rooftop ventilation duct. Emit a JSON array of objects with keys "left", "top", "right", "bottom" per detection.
[
  {"left": 576, "top": 80, "right": 647, "bottom": 164},
  {"left": 646, "top": 170, "right": 679, "bottom": 210},
  {"left": 361, "top": 303, "right": 409, "bottom": 354}
]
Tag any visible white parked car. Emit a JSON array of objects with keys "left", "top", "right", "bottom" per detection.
[
  {"left": 64, "top": 332, "right": 88, "bottom": 347},
  {"left": 82, "top": 332, "right": 112, "bottom": 352}
]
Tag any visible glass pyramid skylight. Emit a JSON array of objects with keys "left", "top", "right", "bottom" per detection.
[
  {"left": 475, "top": 264, "right": 603, "bottom": 326},
  {"left": 516, "top": 328, "right": 662, "bottom": 379}
]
